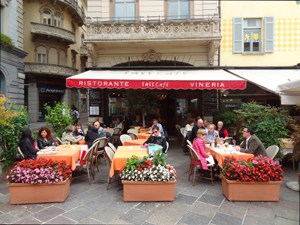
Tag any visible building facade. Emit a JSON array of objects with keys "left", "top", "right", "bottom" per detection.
[
  {"left": 84, "top": 0, "right": 222, "bottom": 132},
  {"left": 219, "top": 0, "right": 300, "bottom": 109},
  {"left": 0, "top": 0, "right": 27, "bottom": 106},
  {"left": 23, "top": 0, "right": 87, "bottom": 122}
]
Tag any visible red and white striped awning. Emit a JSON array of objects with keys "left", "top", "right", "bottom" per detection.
[{"left": 66, "top": 70, "right": 246, "bottom": 90}]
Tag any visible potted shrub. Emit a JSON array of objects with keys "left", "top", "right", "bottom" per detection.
[
  {"left": 120, "top": 150, "right": 177, "bottom": 202},
  {"left": 221, "top": 156, "right": 283, "bottom": 201},
  {"left": 7, "top": 158, "right": 72, "bottom": 204}
]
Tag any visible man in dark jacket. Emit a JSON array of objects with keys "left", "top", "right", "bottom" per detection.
[
  {"left": 235, "top": 126, "right": 267, "bottom": 156},
  {"left": 189, "top": 119, "right": 206, "bottom": 143},
  {"left": 84, "top": 125, "right": 101, "bottom": 148},
  {"left": 143, "top": 125, "right": 167, "bottom": 153}
]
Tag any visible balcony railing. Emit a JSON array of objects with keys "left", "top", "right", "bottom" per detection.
[
  {"left": 85, "top": 15, "right": 221, "bottom": 41},
  {"left": 57, "top": 0, "right": 85, "bottom": 25},
  {"left": 24, "top": 63, "right": 78, "bottom": 77},
  {"left": 31, "top": 23, "right": 75, "bottom": 45}
]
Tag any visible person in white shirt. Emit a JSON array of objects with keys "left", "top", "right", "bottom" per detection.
[{"left": 183, "top": 119, "right": 194, "bottom": 138}]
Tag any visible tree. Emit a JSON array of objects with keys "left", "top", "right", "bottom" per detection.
[
  {"left": 0, "top": 94, "right": 29, "bottom": 166},
  {"left": 44, "top": 102, "right": 74, "bottom": 138}
]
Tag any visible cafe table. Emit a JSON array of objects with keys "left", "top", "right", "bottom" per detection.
[
  {"left": 136, "top": 133, "right": 151, "bottom": 140},
  {"left": 37, "top": 144, "right": 83, "bottom": 170},
  {"left": 109, "top": 145, "right": 148, "bottom": 177},
  {"left": 123, "top": 139, "right": 146, "bottom": 146},
  {"left": 206, "top": 145, "right": 254, "bottom": 168}
]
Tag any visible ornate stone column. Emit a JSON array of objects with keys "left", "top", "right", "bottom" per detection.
[{"left": 207, "top": 40, "right": 220, "bottom": 66}]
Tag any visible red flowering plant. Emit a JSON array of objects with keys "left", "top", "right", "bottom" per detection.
[
  {"left": 120, "top": 150, "right": 177, "bottom": 182},
  {"left": 7, "top": 158, "right": 72, "bottom": 184},
  {"left": 222, "top": 156, "right": 284, "bottom": 182}
]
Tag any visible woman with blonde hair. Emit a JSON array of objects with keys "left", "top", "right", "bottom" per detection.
[
  {"left": 61, "top": 124, "right": 83, "bottom": 144},
  {"left": 192, "top": 129, "right": 211, "bottom": 172}
]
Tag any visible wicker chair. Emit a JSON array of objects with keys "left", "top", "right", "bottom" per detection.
[{"left": 105, "top": 146, "right": 117, "bottom": 190}]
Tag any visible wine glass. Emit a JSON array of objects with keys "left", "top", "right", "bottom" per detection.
[{"left": 232, "top": 139, "right": 236, "bottom": 147}]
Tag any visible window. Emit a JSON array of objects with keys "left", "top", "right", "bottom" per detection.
[
  {"left": 36, "top": 46, "right": 47, "bottom": 63},
  {"left": 42, "top": 9, "right": 52, "bottom": 25},
  {"left": 0, "top": 6, "right": 4, "bottom": 33},
  {"left": 115, "top": 0, "right": 135, "bottom": 21},
  {"left": 0, "top": 71, "right": 6, "bottom": 96},
  {"left": 243, "top": 19, "right": 261, "bottom": 52},
  {"left": 168, "top": 0, "right": 189, "bottom": 20},
  {"left": 233, "top": 17, "right": 274, "bottom": 53},
  {"left": 53, "top": 12, "right": 62, "bottom": 27}
]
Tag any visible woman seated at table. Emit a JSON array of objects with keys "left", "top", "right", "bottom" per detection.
[
  {"left": 61, "top": 125, "right": 84, "bottom": 144},
  {"left": 74, "top": 123, "right": 85, "bottom": 137},
  {"left": 143, "top": 125, "right": 167, "bottom": 153},
  {"left": 37, "top": 127, "right": 55, "bottom": 149},
  {"left": 19, "top": 129, "right": 39, "bottom": 159},
  {"left": 193, "top": 129, "right": 211, "bottom": 176}
]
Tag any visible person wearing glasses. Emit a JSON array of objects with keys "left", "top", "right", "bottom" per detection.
[
  {"left": 235, "top": 126, "right": 266, "bottom": 156},
  {"left": 143, "top": 125, "right": 167, "bottom": 153},
  {"left": 192, "top": 129, "right": 211, "bottom": 173}
]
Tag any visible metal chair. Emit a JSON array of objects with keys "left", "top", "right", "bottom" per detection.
[
  {"left": 17, "top": 146, "right": 25, "bottom": 159},
  {"left": 105, "top": 146, "right": 117, "bottom": 190},
  {"left": 108, "top": 142, "right": 117, "bottom": 152},
  {"left": 93, "top": 137, "right": 108, "bottom": 167},
  {"left": 56, "top": 137, "right": 63, "bottom": 145},
  {"left": 127, "top": 128, "right": 138, "bottom": 134},
  {"left": 266, "top": 145, "right": 280, "bottom": 159},
  {"left": 128, "top": 132, "right": 138, "bottom": 140},
  {"left": 187, "top": 139, "right": 192, "bottom": 146},
  {"left": 187, "top": 145, "right": 215, "bottom": 186},
  {"left": 119, "top": 134, "right": 132, "bottom": 145},
  {"left": 112, "top": 127, "right": 122, "bottom": 146},
  {"left": 165, "top": 141, "right": 169, "bottom": 153}
]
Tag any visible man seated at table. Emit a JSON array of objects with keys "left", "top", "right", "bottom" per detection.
[
  {"left": 235, "top": 126, "right": 267, "bottom": 156},
  {"left": 190, "top": 119, "right": 207, "bottom": 143},
  {"left": 144, "top": 125, "right": 167, "bottom": 153},
  {"left": 94, "top": 120, "right": 112, "bottom": 142},
  {"left": 85, "top": 124, "right": 101, "bottom": 148},
  {"left": 61, "top": 125, "right": 84, "bottom": 145},
  {"left": 148, "top": 118, "right": 165, "bottom": 136},
  {"left": 206, "top": 124, "right": 218, "bottom": 145},
  {"left": 132, "top": 114, "right": 142, "bottom": 127}
]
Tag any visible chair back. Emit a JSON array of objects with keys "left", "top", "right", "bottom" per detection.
[
  {"left": 187, "top": 139, "right": 192, "bottom": 146},
  {"left": 127, "top": 128, "right": 138, "bottom": 134},
  {"left": 105, "top": 128, "right": 114, "bottom": 136},
  {"left": 93, "top": 137, "right": 108, "bottom": 150},
  {"left": 224, "top": 137, "right": 233, "bottom": 144},
  {"left": 128, "top": 132, "right": 138, "bottom": 140},
  {"left": 108, "top": 142, "right": 117, "bottom": 152},
  {"left": 120, "top": 134, "right": 132, "bottom": 145},
  {"left": 104, "top": 146, "right": 115, "bottom": 164},
  {"left": 56, "top": 137, "right": 63, "bottom": 145},
  {"left": 113, "top": 127, "right": 122, "bottom": 135},
  {"left": 266, "top": 145, "right": 280, "bottom": 159},
  {"left": 17, "top": 146, "right": 25, "bottom": 159},
  {"left": 83, "top": 141, "right": 98, "bottom": 163},
  {"left": 165, "top": 141, "right": 169, "bottom": 153},
  {"left": 180, "top": 128, "right": 185, "bottom": 137},
  {"left": 188, "top": 145, "right": 201, "bottom": 161}
]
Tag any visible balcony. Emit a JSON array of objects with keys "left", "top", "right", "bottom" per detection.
[
  {"left": 56, "top": 0, "right": 85, "bottom": 26},
  {"left": 24, "top": 63, "right": 78, "bottom": 77},
  {"left": 31, "top": 23, "right": 75, "bottom": 45},
  {"left": 85, "top": 15, "right": 221, "bottom": 42}
]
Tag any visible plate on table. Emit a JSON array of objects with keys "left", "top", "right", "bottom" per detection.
[{"left": 37, "top": 150, "right": 58, "bottom": 155}]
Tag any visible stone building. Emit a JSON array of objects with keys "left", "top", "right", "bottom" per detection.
[{"left": 0, "top": 0, "right": 27, "bottom": 106}]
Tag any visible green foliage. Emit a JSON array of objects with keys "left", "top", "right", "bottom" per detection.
[
  {"left": 0, "top": 97, "right": 29, "bottom": 167},
  {"left": 151, "top": 150, "right": 167, "bottom": 166},
  {"left": 214, "top": 110, "right": 237, "bottom": 135},
  {"left": 44, "top": 102, "right": 74, "bottom": 138},
  {"left": 234, "top": 102, "right": 291, "bottom": 158},
  {"left": 0, "top": 33, "right": 15, "bottom": 48}
]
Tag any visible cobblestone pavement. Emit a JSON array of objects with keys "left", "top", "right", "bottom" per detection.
[{"left": 0, "top": 138, "right": 299, "bottom": 225}]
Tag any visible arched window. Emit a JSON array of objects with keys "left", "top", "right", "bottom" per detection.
[
  {"left": 53, "top": 12, "right": 62, "bottom": 27},
  {"left": 42, "top": 9, "right": 52, "bottom": 25},
  {"left": 48, "top": 48, "right": 58, "bottom": 64},
  {"left": 36, "top": 46, "right": 47, "bottom": 63},
  {"left": 0, "top": 71, "right": 6, "bottom": 95},
  {"left": 59, "top": 50, "right": 66, "bottom": 66}
]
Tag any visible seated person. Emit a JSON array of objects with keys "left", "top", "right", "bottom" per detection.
[
  {"left": 216, "top": 121, "right": 229, "bottom": 138},
  {"left": 61, "top": 125, "right": 83, "bottom": 144},
  {"left": 148, "top": 118, "right": 165, "bottom": 136},
  {"left": 114, "top": 117, "right": 124, "bottom": 130},
  {"left": 74, "top": 123, "right": 85, "bottom": 137},
  {"left": 18, "top": 129, "right": 39, "bottom": 159},
  {"left": 132, "top": 114, "right": 142, "bottom": 127},
  {"left": 206, "top": 124, "right": 218, "bottom": 144},
  {"left": 143, "top": 125, "right": 167, "bottom": 153},
  {"left": 94, "top": 120, "right": 111, "bottom": 142},
  {"left": 37, "top": 127, "right": 55, "bottom": 149},
  {"left": 85, "top": 124, "right": 101, "bottom": 148}
]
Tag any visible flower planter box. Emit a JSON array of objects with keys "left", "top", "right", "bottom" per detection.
[
  {"left": 7, "top": 178, "right": 71, "bottom": 204},
  {"left": 122, "top": 180, "right": 176, "bottom": 202},
  {"left": 222, "top": 178, "right": 282, "bottom": 201}
]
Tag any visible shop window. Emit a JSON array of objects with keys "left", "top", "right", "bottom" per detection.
[
  {"left": 115, "top": 0, "right": 135, "bottom": 21},
  {"left": 42, "top": 9, "right": 52, "bottom": 25},
  {"left": 53, "top": 12, "right": 62, "bottom": 27},
  {"left": 48, "top": 48, "right": 58, "bottom": 64},
  {"left": 36, "top": 46, "right": 47, "bottom": 63},
  {"left": 233, "top": 17, "right": 274, "bottom": 53},
  {"left": 168, "top": 0, "right": 189, "bottom": 20}
]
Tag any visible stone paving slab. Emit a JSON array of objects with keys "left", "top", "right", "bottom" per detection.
[{"left": 0, "top": 139, "right": 299, "bottom": 225}]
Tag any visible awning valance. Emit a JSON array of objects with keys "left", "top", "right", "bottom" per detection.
[
  {"left": 228, "top": 69, "right": 300, "bottom": 105},
  {"left": 66, "top": 70, "right": 246, "bottom": 90}
]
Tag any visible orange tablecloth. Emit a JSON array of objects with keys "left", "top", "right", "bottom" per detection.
[
  {"left": 37, "top": 145, "right": 82, "bottom": 170},
  {"left": 206, "top": 146, "right": 254, "bottom": 168},
  {"left": 123, "top": 139, "right": 146, "bottom": 146},
  {"left": 136, "top": 133, "right": 151, "bottom": 140},
  {"left": 109, "top": 146, "right": 148, "bottom": 177},
  {"left": 139, "top": 128, "right": 150, "bottom": 133}
]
